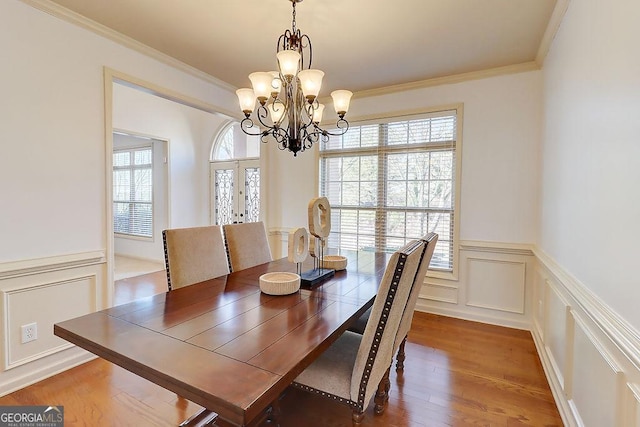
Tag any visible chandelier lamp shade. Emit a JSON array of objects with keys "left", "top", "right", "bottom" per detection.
[{"left": 236, "top": 0, "right": 353, "bottom": 156}]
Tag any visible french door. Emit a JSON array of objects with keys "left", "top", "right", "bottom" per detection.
[{"left": 210, "top": 159, "right": 260, "bottom": 225}]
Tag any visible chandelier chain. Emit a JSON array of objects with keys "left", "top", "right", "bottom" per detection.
[{"left": 291, "top": 1, "right": 297, "bottom": 34}]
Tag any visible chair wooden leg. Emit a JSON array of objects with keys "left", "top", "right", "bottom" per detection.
[
  {"left": 352, "top": 409, "right": 365, "bottom": 426},
  {"left": 374, "top": 366, "right": 391, "bottom": 415},
  {"left": 396, "top": 335, "right": 407, "bottom": 371}
]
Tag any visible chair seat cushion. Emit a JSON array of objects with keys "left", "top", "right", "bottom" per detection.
[{"left": 293, "top": 330, "right": 362, "bottom": 401}]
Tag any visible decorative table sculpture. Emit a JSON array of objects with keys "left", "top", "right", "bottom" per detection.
[
  {"left": 288, "top": 227, "right": 309, "bottom": 275},
  {"left": 300, "top": 197, "right": 338, "bottom": 287}
]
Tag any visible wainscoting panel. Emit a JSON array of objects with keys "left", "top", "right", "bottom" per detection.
[
  {"left": 5, "top": 275, "right": 97, "bottom": 369},
  {"left": 269, "top": 233, "right": 535, "bottom": 329},
  {"left": 533, "top": 249, "right": 640, "bottom": 427},
  {"left": 532, "top": 268, "right": 545, "bottom": 342},
  {"left": 0, "top": 251, "right": 106, "bottom": 396},
  {"left": 465, "top": 257, "right": 525, "bottom": 314},
  {"left": 544, "top": 279, "right": 570, "bottom": 390},
  {"left": 569, "top": 310, "right": 624, "bottom": 426},
  {"left": 626, "top": 383, "right": 640, "bottom": 427},
  {"left": 420, "top": 281, "right": 458, "bottom": 304},
  {"left": 417, "top": 241, "right": 535, "bottom": 330}
]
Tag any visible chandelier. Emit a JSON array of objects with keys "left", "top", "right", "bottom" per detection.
[{"left": 236, "top": 0, "right": 353, "bottom": 157}]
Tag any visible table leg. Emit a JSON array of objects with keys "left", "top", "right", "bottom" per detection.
[{"left": 266, "top": 395, "right": 281, "bottom": 425}]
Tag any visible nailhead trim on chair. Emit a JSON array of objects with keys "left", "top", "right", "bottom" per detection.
[
  {"left": 222, "top": 228, "right": 233, "bottom": 273},
  {"left": 355, "top": 251, "right": 409, "bottom": 410},
  {"left": 291, "top": 383, "right": 359, "bottom": 410},
  {"left": 162, "top": 229, "right": 173, "bottom": 291}
]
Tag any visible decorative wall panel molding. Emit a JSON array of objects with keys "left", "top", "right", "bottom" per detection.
[
  {"left": 4, "top": 275, "right": 98, "bottom": 370},
  {"left": 418, "top": 240, "right": 534, "bottom": 330},
  {"left": 569, "top": 310, "right": 625, "bottom": 426},
  {"left": 626, "top": 383, "right": 640, "bottom": 427},
  {"left": 421, "top": 281, "right": 458, "bottom": 304},
  {"left": 0, "top": 251, "right": 106, "bottom": 396},
  {"left": 534, "top": 248, "right": 640, "bottom": 371},
  {"left": 465, "top": 257, "right": 526, "bottom": 314},
  {"left": 533, "top": 247, "right": 640, "bottom": 427},
  {"left": 0, "top": 250, "right": 105, "bottom": 279},
  {"left": 459, "top": 241, "right": 534, "bottom": 256},
  {"left": 543, "top": 279, "right": 571, "bottom": 389}
]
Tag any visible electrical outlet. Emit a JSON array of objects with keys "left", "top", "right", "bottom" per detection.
[{"left": 21, "top": 323, "right": 37, "bottom": 344}]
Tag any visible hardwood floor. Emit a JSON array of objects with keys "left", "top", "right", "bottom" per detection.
[
  {"left": 0, "top": 272, "right": 563, "bottom": 426},
  {"left": 113, "top": 270, "right": 168, "bottom": 305}
]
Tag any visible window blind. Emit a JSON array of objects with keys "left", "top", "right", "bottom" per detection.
[
  {"left": 113, "top": 147, "right": 153, "bottom": 238},
  {"left": 319, "top": 110, "right": 457, "bottom": 271}
]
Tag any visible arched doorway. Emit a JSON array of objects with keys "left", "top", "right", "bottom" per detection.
[{"left": 210, "top": 122, "right": 261, "bottom": 225}]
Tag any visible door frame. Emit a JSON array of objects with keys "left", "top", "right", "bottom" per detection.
[{"left": 104, "top": 67, "right": 237, "bottom": 307}]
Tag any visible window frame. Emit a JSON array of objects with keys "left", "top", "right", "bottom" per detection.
[{"left": 318, "top": 105, "right": 463, "bottom": 281}]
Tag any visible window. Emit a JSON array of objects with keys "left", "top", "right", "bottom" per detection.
[
  {"left": 211, "top": 122, "right": 260, "bottom": 161},
  {"left": 319, "top": 109, "right": 459, "bottom": 272},
  {"left": 113, "top": 147, "right": 153, "bottom": 238}
]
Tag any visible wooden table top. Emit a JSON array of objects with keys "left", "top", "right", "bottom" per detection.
[{"left": 54, "top": 251, "right": 390, "bottom": 426}]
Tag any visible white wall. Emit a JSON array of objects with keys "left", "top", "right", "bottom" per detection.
[
  {"left": 267, "top": 71, "right": 542, "bottom": 245},
  {"left": 540, "top": 0, "right": 640, "bottom": 331},
  {"left": 113, "top": 83, "right": 228, "bottom": 233},
  {"left": 0, "top": 0, "right": 237, "bottom": 395},
  {"left": 532, "top": 0, "right": 640, "bottom": 425},
  {"left": 0, "top": 0, "right": 237, "bottom": 263}
]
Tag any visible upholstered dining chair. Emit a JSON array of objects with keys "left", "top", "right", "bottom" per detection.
[
  {"left": 162, "top": 225, "right": 230, "bottom": 290},
  {"left": 347, "top": 233, "right": 438, "bottom": 371},
  {"left": 222, "top": 221, "right": 272, "bottom": 271},
  {"left": 162, "top": 225, "right": 230, "bottom": 426},
  {"left": 291, "top": 238, "right": 429, "bottom": 426}
]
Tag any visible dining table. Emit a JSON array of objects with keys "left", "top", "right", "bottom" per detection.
[{"left": 54, "top": 250, "right": 391, "bottom": 426}]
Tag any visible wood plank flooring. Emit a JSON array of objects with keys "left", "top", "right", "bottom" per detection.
[{"left": 0, "top": 271, "right": 563, "bottom": 426}]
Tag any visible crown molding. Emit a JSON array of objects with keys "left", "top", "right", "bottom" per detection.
[
  {"left": 535, "top": 0, "right": 572, "bottom": 66},
  {"left": 19, "top": 0, "right": 236, "bottom": 92},
  {"left": 22, "top": 0, "right": 565, "bottom": 107},
  {"left": 345, "top": 61, "right": 540, "bottom": 100}
]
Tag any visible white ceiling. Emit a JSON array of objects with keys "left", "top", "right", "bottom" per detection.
[{"left": 41, "top": 0, "right": 559, "bottom": 95}]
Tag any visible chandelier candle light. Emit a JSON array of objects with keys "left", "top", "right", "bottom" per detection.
[{"left": 236, "top": 0, "right": 353, "bottom": 156}]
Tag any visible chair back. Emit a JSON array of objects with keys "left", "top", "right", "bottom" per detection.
[
  {"left": 393, "top": 233, "right": 438, "bottom": 351},
  {"left": 162, "top": 225, "right": 229, "bottom": 290},
  {"left": 222, "top": 221, "right": 272, "bottom": 271},
  {"left": 350, "top": 239, "right": 425, "bottom": 406}
]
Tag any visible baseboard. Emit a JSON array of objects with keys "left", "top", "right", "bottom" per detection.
[
  {"left": 0, "top": 348, "right": 95, "bottom": 397},
  {"left": 531, "top": 323, "right": 579, "bottom": 427},
  {"left": 415, "top": 301, "right": 531, "bottom": 331}
]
